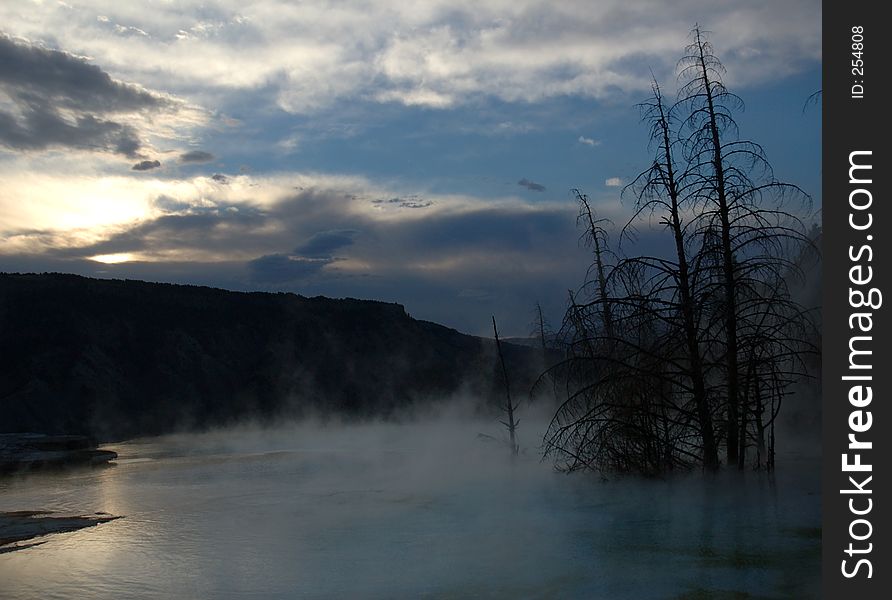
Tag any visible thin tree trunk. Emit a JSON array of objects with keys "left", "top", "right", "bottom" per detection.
[
  {"left": 695, "top": 28, "right": 740, "bottom": 467},
  {"left": 577, "top": 192, "right": 614, "bottom": 337},
  {"left": 535, "top": 301, "right": 549, "bottom": 363},
  {"left": 653, "top": 87, "right": 718, "bottom": 469},
  {"left": 768, "top": 393, "right": 776, "bottom": 472},
  {"left": 568, "top": 290, "right": 595, "bottom": 360},
  {"left": 754, "top": 369, "right": 765, "bottom": 470},
  {"left": 492, "top": 316, "right": 518, "bottom": 455}
]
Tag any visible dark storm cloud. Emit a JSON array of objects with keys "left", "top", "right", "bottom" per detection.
[
  {"left": 134, "top": 207, "right": 265, "bottom": 242},
  {"left": 295, "top": 229, "right": 358, "bottom": 258},
  {"left": 0, "top": 35, "right": 167, "bottom": 113},
  {"left": 0, "top": 35, "right": 170, "bottom": 156},
  {"left": 248, "top": 228, "right": 359, "bottom": 282},
  {"left": 248, "top": 253, "right": 333, "bottom": 283},
  {"left": 132, "top": 159, "right": 161, "bottom": 171},
  {"left": 211, "top": 173, "right": 228, "bottom": 183},
  {"left": 180, "top": 150, "right": 215, "bottom": 163},
  {"left": 0, "top": 107, "right": 144, "bottom": 156},
  {"left": 518, "top": 178, "right": 546, "bottom": 192}
]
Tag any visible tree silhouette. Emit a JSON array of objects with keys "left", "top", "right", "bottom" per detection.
[
  {"left": 541, "top": 26, "right": 818, "bottom": 473},
  {"left": 492, "top": 315, "right": 519, "bottom": 456}
]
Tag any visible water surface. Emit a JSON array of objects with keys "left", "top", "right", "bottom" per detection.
[{"left": 0, "top": 421, "right": 820, "bottom": 599}]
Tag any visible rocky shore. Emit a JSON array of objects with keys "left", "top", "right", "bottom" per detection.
[
  {"left": 0, "top": 511, "right": 121, "bottom": 553},
  {"left": 0, "top": 433, "right": 117, "bottom": 474}
]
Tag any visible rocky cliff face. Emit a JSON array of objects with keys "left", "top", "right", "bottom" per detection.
[{"left": 1, "top": 273, "right": 540, "bottom": 440}]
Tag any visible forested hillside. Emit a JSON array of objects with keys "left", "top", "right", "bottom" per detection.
[{"left": 0, "top": 273, "right": 539, "bottom": 440}]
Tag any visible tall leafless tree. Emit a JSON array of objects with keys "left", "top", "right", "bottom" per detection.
[
  {"left": 492, "top": 315, "right": 519, "bottom": 456},
  {"left": 541, "top": 26, "right": 818, "bottom": 474}
]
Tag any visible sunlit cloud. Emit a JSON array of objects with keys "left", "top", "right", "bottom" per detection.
[
  {"left": 0, "top": 1, "right": 821, "bottom": 114},
  {"left": 0, "top": 169, "right": 601, "bottom": 263},
  {"left": 0, "top": 168, "right": 632, "bottom": 315}
]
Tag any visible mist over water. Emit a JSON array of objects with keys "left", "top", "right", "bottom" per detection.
[{"left": 0, "top": 413, "right": 820, "bottom": 599}]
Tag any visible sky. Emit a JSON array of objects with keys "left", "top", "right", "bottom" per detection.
[{"left": 0, "top": 0, "right": 821, "bottom": 335}]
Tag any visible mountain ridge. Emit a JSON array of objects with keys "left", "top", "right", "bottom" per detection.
[{"left": 0, "top": 273, "right": 542, "bottom": 441}]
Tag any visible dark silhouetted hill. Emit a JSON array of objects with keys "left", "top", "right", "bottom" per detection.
[{"left": 0, "top": 273, "right": 540, "bottom": 440}]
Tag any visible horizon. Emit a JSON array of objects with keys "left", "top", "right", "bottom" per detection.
[{"left": 0, "top": 271, "right": 551, "bottom": 340}]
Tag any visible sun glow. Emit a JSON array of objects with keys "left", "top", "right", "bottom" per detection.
[{"left": 89, "top": 253, "right": 135, "bottom": 264}]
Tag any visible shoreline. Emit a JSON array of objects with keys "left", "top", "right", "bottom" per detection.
[
  {"left": 0, "top": 511, "right": 122, "bottom": 554},
  {"left": 0, "top": 433, "right": 118, "bottom": 475}
]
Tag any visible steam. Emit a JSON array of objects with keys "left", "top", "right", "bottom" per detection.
[
  {"left": 0, "top": 399, "right": 821, "bottom": 599},
  {"left": 112, "top": 400, "right": 561, "bottom": 491}
]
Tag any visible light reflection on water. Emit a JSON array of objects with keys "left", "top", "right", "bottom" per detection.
[{"left": 0, "top": 422, "right": 820, "bottom": 599}]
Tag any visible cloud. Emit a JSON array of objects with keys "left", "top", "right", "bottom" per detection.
[
  {"left": 0, "top": 35, "right": 200, "bottom": 158},
  {"left": 152, "top": 194, "right": 193, "bottom": 212},
  {"left": 132, "top": 159, "right": 161, "bottom": 171},
  {"left": 0, "top": 2, "right": 821, "bottom": 114},
  {"left": 0, "top": 35, "right": 167, "bottom": 114},
  {"left": 180, "top": 150, "right": 215, "bottom": 163},
  {"left": 295, "top": 229, "right": 358, "bottom": 258},
  {"left": 0, "top": 2, "right": 820, "bottom": 336},
  {"left": 605, "top": 177, "right": 623, "bottom": 187},
  {"left": 59, "top": 206, "right": 267, "bottom": 262},
  {"left": 518, "top": 178, "right": 546, "bottom": 192},
  {"left": 0, "top": 169, "right": 630, "bottom": 265},
  {"left": 0, "top": 169, "right": 584, "bottom": 271},
  {"left": 0, "top": 35, "right": 166, "bottom": 157},
  {"left": 248, "top": 253, "right": 332, "bottom": 283},
  {"left": 371, "top": 195, "right": 432, "bottom": 209},
  {"left": 0, "top": 109, "right": 143, "bottom": 157},
  {"left": 0, "top": 168, "right": 644, "bottom": 333}
]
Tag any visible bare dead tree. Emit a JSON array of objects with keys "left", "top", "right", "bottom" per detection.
[
  {"left": 532, "top": 301, "right": 554, "bottom": 364},
  {"left": 492, "top": 316, "right": 519, "bottom": 456},
  {"left": 618, "top": 79, "right": 719, "bottom": 469},
  {"left": 542, "top": 200, "right": 695, "bottom": 474},
  {"left": 678, "top": 24, "right": 817, "bottom": 468},
  {"left": 540, "top": 25, "right": 819, "bottom": 475},
  {"left": 574, "top": 189, "right": 615, "bottom": 337},
  {"left": 676, "top": 25, "right": 743, "bottom": 466}
]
